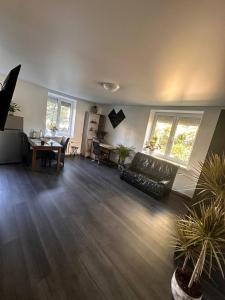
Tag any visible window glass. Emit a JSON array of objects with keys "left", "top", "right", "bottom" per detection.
[
  {"left": 169, "top": 118, "right": 199, "bottom": 163},
  {"left": 46, "top": 98, "right": 58, "bottom": 130},
  {"left": 152, "top": 116, "right": 173, "bottom": 155},
  {"left": 45, "top": 96, "right": 74, "bottom": 136},
  {"left": 59, "top": 101, "right": 71, "bottom": 132},
  {"left": 146, "top": 113, "right": 202, "bottom": 166}
]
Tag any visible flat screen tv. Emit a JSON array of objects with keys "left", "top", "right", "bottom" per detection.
[{"left": 0, "top": 64, "right": 21, "bottom": 130}]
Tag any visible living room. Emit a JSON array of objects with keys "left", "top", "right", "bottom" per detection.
[{"left": 0, "top": 1, "right": 225, "bottom": 300}]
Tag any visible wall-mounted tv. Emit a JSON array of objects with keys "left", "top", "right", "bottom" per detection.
[{"left": 0, "top": 65, "right": 21, "bottom": 131}]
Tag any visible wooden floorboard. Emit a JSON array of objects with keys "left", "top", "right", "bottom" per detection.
[{"left": 0, "top": 158, "right": 224, "bottom": 300}]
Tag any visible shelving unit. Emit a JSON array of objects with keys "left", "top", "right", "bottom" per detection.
[{"left": 81, "top": 112, "right": 100, "bottom": 157}]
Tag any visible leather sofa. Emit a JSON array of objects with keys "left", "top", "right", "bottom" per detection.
[{"left": 120, "top": 152, "right": 178, "bottom": 199}]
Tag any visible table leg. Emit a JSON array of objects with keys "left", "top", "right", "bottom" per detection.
[
  {"left": 32, "top": 149, "right": 37, "bottom": 171},
  {"left": 57, "top": 148, "right": 61, "bottom": 173},
  {"left": 107, "top": 150, "right": 111, "bottom": 161}
]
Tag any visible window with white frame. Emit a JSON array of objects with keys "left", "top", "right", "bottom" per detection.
[
  {"left": 45, "top": 94, "right": 75, "bottom": 136},
  {"left": 145, "top": 112, "right": 202, "bottom": 166}
]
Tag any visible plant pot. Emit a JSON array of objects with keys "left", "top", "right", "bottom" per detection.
[
  {"left": 171, "top": 269, "right": 202, "bottom": 300},
  {"left": 118, "top": 163, "right": 125, "bottom": 172}
]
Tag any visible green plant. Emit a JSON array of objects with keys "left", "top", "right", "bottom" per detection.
[
  {"left": 9, "top": 102, "right": 21, "bottom": 113},
  {"left": 195, "top": 153, "right": 225, "bottom": 203},
  {"left": 145, "top": 136, "right": 161, "bottom": 151},
  {"left": 174, "top": 202, "right": 225, "bottom": 289},
  {"left": 49, "top": 123, "right": 58, "bottom": 132},
  {"left": 116, "top": 144, "right": 135, "bottom": 165}
]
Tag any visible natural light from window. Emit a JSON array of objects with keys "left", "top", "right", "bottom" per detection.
[
  {"left": 46, "top": 95, "right": 75, "bottom": 137},
  {"left": 144, "top": 112, "right": 202, "bottom": 166}
]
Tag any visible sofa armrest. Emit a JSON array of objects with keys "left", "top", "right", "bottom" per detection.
[
  {"left": 118, "top": 163, "right": 131, "bottom": 173},
  {"left": 124, "top": 163, "right": 131, "bottom": 169},
  {"left": 158, "top": 180, "right": 170, "bottom": 185}
]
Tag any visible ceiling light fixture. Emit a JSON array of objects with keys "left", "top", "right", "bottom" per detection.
[{"left": 98, "top": 81, "right": 120, "bottom": 93}]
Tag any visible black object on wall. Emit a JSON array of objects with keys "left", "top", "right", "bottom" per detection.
[
  {"left": 0, "top": 64, "right": 21, "bottom": 131},
  {"left": 108, "top": 109, "right": 126, "bottom": 128}
]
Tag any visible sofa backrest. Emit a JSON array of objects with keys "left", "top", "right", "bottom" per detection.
[{"left": 130, "top": 152, "right": 178, "bottom": 183}]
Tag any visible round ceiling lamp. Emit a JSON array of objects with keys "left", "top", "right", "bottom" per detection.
[{"left": 98, "top": 81, "right": 120, "bottom": 93}]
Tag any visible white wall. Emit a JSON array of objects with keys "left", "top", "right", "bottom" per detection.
[
  {"left": 0, "top": 75, "right": 92, "bottom": 145},
  {"left": 0, "top": 75, "right": 48, "bottom": 134},
  {"left": 101, "top": 104, "right": 222, "bottom": 198},
  {"left": 102, "top": 105, "right": 150, "bottom": 151}
]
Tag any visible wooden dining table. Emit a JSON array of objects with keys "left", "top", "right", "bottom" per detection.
[{"left": 29, "top": 138, "right": 62, "bottom": 173}]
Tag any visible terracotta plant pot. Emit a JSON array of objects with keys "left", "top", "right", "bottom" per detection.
[{"left": 171, "top": 269, "right": 202, "bottom": 300}]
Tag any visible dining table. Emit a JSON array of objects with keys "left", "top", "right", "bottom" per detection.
[{"left": 29, "top": 138, "right": 62, "bottom": 173}]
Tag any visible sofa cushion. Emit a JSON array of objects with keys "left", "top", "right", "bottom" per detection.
[
  {"left": 130, "top": 152, "right": 178, "bottom": 183},
  {"left": 121, "top": 169, "right": 167, "bottom": 197}
]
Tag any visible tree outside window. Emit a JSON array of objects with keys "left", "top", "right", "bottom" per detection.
[{"left": 147, "top": 113, "right": 202, "bottom": 166}]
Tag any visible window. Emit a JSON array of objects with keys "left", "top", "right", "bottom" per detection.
[
  {"left": 146, "top": 112, "right": 202, "bottom": 166},
  {"left": 46, "top": 95, "right": 75, "bottom": 136}
]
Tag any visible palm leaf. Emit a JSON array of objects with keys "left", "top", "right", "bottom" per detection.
[{"left": 173, "top": 201, "right": 225, "bottom": 287}]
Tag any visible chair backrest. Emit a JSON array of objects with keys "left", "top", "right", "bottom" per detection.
[
  {"left": 21, "top": 132, "right": 30, "bottom": 153},
  {"left": 60, "top": 136, "right": 70, "bottom": 153},
  {"left": 92, "top": 140, "right": 100, "bottom": 155},
  {"left": 21, "top": 132, "right": 31, "bottom": 163}
]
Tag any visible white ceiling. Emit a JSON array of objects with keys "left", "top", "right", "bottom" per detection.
[{"left": 0, "top": 0, "right": 225, "bottom": 106}]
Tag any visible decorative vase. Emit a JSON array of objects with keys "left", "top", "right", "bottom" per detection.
[
  {"left": 171, "top": 270, "right": 202, "bottom": 300},
  {"left": 51, "top": 131, "right": 56, "bottom": 137}
]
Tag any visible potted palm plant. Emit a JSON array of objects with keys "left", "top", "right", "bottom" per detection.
[
  {"left": 172, "top": 153, "right": 225, "bottom": 299},
  {"left": 116, "top": 144, "right": 135, "bottom": 169},
  {"left": 195, "top": 153, "right": 225, "bottom": 205},
  {"left": 172, "top": 202, "right": 225, "bottom": 300}
]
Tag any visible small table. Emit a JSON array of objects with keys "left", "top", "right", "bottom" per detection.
[
  {"left": 99, "top": 143, "right": 115, "bottom": 161},
  {"left": 29, "top": 139, "right": 62, "bottom": 173},
  {"left": 99, "top": 143, "right": 115, "bottom": 151}
]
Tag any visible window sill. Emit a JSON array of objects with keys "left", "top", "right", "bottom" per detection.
[
  {"left": 45, "top": 135, "right": 72, "bottom": 139},
  {"left": 142, "top": 150, "right": 191, "bottom": 171},
  {"left": 45, "top": 135, "right": 63, "bottom": 138}
]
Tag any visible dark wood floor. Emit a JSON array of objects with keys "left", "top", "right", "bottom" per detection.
[{"left": 0, "top": 158, "right": 224, "bottom": 300}]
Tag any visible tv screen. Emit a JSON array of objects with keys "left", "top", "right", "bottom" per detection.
[{"left": 0, "top": 65, "right": 21, "bottom": 130}]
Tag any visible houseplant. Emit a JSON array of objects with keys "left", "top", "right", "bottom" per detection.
[
  {"left": 195, "top": 153, "right": 225, "bottom": 205},
  {"left": 116, "top": 144, "right": 135, "bottom": 167},
  {"left": 8, "top": 102, "right": 21, "bottom": 116},
  {"left": 49, "top": 123, "right": 58, "bottom": 136},
  {"left": 172, "top": 153, "right": 225, "bottom": 299},
  {"left": 144, "top": 136, "right": 161, "bottom": 152},
  {"left": 172, "top": 202, "right": 225, "bottom": 299}
]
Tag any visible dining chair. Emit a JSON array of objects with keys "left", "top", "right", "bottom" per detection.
[
  {"left": 50, "top": 136, "right": 70, "bottom": 167},
  {"left": 92, "top": 140, "right": 101, "bottom": 164}
]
